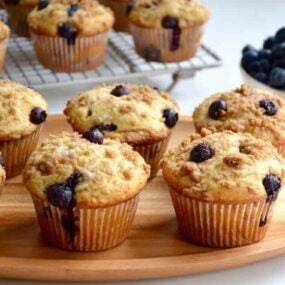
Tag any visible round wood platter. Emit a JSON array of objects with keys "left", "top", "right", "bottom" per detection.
[{"left": 1, "top": 115, "right": 285, "bottom": 282}]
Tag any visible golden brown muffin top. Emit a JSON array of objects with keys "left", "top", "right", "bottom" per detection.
[
  {"left": 0, "top": 79, "right": 48, "bottom": 141},
  {"left": 161, "top": 130, "right": 285, "bottom": 202},
  {"left": 193, "top": 84, "right": 285, "bottom": 144},
  {"left": 128, "top": 0, "right": 209, "bottom": 29},
  {"left": 23, "top": 132, "right": 150, "bottom": 208},
  {"left": 28, "top": 0, "right": 114, "bottom": 37},
  {"left": 64, "top": 83, "right": 179, "bottom": 144},
  {"left": 0, "top": 18, "right": 10, "bottom": 41}
]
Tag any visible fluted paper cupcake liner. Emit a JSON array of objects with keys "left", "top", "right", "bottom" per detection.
[
  {"left": 30, "top": 31, "right": 109, "bottom": 72},
  {"left": 99, "top": 0, "right": 129, "bottom": 32},
  {"left": 129, "top": 23, "right": 204, "bottom": 63},
  {"left": 0, "top": 38, "right": 8, "bottom": 71},
  {"left": 170, "top": 188, "right": 273, "bottom": 247},
  {"left": 5, "top": 4, "right": 35, "bottom": 37},
  {"left": 132, "top": 134, "right": 171, "bottom": 179},
  {"left": 31, "top": 194, "right": 140, "bottom": 251},
  {"left": 0, "top": 127, "right": 41, "bottom": 178}
]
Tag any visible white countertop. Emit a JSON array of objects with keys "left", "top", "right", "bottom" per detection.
[{"left": 3, "top": 0, "right": 285, "bottom": 284}]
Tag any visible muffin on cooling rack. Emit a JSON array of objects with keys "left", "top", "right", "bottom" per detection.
[
  {"left": 98, "top": 0, "right": 130, "bottom": 32},
  {"left": 23, "top": 132, "right": 150, "bottom": 251},
  {"left": 127, "top": 0, "right": 209, "bottom": 62},
  {"left": 1, "top": 0, "right": 39, "bottom": 37},
  {"left": 64, "top": 83, "right": 179, "bottom": 178},
  {"left": 193, "top": 84, "right": 285, "bottom": 157},
  {"left": 0, "top": 79, "right": 47, "bottom": 178},
  {"left": 0, "top": 17, "right": 10, "bottom": 70},
  {"left": 0, "top": 152, "right": 6, "bottom": 195},
  {"left": 28, "top": 0, "right": 114, "bottom": 72},
  {"left": 161, "top": 130, "right": 285, "bottom": 247}
]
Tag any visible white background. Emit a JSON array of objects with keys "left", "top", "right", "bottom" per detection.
[{"left": 2, "top": 0, "right": 285, "bottom": 284}]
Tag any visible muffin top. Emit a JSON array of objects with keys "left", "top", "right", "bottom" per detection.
[
  {"left": 0, "top": 153, "right": 6, "bottom": 185},
  {"left": 0, "top": 18, "right": 10, "bottom": 41},
  {"left": 3, "top": 0, "right": 39, "bottom": 6},
  {"left": 28, "top": 0, "right": 114, "bottom": 37},
  {"left": 64, "top": 83, "right": 179, "bottom": 144},
  {"left": 23, "top": 132, "right": 150, "bottom": 208},
  {"left": 161, "top": 130, "right": 285, "bottom": 202},
  {"left": 0, "top": 80, "right": 48, "bottom": 141},
  {"left": 127, "top": 0, "right": 209, "bottom": 29},
  {"left": 193, "top": 84, "right": 285, "bottom": 143}
]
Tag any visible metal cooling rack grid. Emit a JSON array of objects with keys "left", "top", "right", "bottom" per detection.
[{"left": 1, "top": 31, "right": 222, "bottom": 91}]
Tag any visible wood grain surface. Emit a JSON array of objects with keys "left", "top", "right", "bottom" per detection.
[{"left": 1, "top": 115, "right": 285, "bottom": 282}]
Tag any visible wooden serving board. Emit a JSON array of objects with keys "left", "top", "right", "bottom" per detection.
[{"left": 1, "top": 115, "right": 285, "bottom": 282}]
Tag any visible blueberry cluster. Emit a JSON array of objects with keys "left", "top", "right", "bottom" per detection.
[{"left": 241, "top": 27, "right": 285, "bottom": 89}]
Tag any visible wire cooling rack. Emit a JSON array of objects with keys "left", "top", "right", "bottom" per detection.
[{"left": 1, "top": 31, "right": 222, "bottom": 91}]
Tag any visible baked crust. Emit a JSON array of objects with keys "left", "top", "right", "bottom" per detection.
[
  {"left": 23, "top": 132, "right": 150, "bottom": 208},
  {"left": 64, "top": 83, "right": 179, "bottom": 144},
  {"left": 28, "top": 0, "right": 114, "bottom": 36},
  {"left": 0, "top": 79, "right": 47, "bottom": 141},
  {"left": 0, "top": 19, "right": 10, "bottom": 41},
  {"left": 193, "top": 84, "right": 285, "bottom": 143},
  {"left": 128, "top": 0, "right": 209, "bottom": 29},
  {"left": 161, "top": 130, "right": 285, "bottom": 202}
]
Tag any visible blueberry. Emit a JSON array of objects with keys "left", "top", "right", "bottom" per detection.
[
  {"left": 259, "top": 49, "right": 271, "bottom": 59},
  {"left": 247, "top": 61, "right": 261, "bottom": 74},
  {"left": 276, "top": 27, "right": 285, "bottom": 43},
  {"left": 161, "top": 16, "right": 179, "bottom": 29},
  {"left": 126, "top": 2, "right": 133, "bottom": 15},
  {"left": 30, "top": 107, "right": 47, "bottom": 125},
  {"left": 83, "top": 128, "right": 104, "bottom": 144},
  {"left": 253, "top": 72, "right": 269, "bottom": 84},
  {"left": 259, "top": 99, "right": 278, "bottom": 116},
  {"left": 268, "top": 67, "right": 285, "bottom": 88},
  {"left": 46, "top": 184, "right": 73, "bottom": 208},
  {"left": 111, "top": 85, "right": 130, "bottom": 96},
  {"left": 65, "top": 172, "right": 81, "bottom": 190},
  {"left": 37, "top": 0, "right": 49, "bottom": 11},
  {"left": 263, "top": 174, "right": 281, "bottom": 199},
  {"left": 272, "top": 58, "right": 285, "bottom": 68},
  {"left": 263, "top": 36, "right": 276, "bottom": 50},
  {"left": 271, "top": 43, "right": 285, "bottom": 59},
  {"left": 208, "top": 100, "right": 227, "bottom": 120},
  {"left": 163, "top": 109, "right": 179, "bottom": 128},
  {"left": 171, "top": 26, "right": 181, "bottom": 51},
  {"left": 58, "top": 23, "right": 77, "bottom": 45},
  {"left": 67, "top": 3, "right": 80, "bottom": 17},
  {"left": 190, "top": 143, "right": 212, "bottom": 163},
  {"left": 143, "top": 45, "right": 161, "bottom": 62},
  {"left": 259, "top": 58, "right": 271, "bottom": 72},
  {"left": 242, "top": 45, "right": 255, "bottom": 54},
  {"left": 0, "top": 155, "right": 4, "bottom": 168},
  {"left": 241, "top": 50, "right": 259, "bottom": 70}
]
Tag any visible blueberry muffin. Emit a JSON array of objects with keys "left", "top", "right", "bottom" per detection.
[
  {"left": 0, "top": 153, "right": 6, "bottom": 195},
  {"left": 0, "top": 79, "right": 47, "bottom": 178},
  {"left": 0, "top": 18, "right": 10, "bottom": 70},
  {"left": 1, "top": 0, "right": 39, "bottom": 37},
  {"left": 99, "top": 0, "right": 130, "bottom": 32},
  {"left": 23, "top": 132, "right": 150, "bottom": 251},
  {"left": 64, "top": 83, "right": 179, "bottom": 178},
  {"left": 161, "top": 130, "right": 285, "bottom": 247},
  {"left": 127, "top": 0, "right": 209, "bottom": 62},
  {"left": 193, "top": 84, "right": 285, "bottom": 156},
  {"left": 28, "top": 0, "right": 114, "bottom": 72}
]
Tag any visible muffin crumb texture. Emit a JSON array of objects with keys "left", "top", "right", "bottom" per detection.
[
  {"left": 28, "top": 0, "right": 114, "bottom": 36},
  {"left": 161, "top": 131, "right": 285, "bottom": 202},
  {"left": 0, "top": 79, "right": 47, "bottom": 140},
  {"left": 64, "top": 83, "right": 179, "bottom": 144},
  {"left": 23, "top": 132, "right": 150, "bottom": 207},
  {"left": 128, "top": 0, "right": 209, "bottom": 29},
  {"left": 193, "top": 84, "right": 285, "bottom": 143}
]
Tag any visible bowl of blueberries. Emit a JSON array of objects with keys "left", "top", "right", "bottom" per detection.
[{"left": 241, "top": 27, "right": 285, "bottom": 97}]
